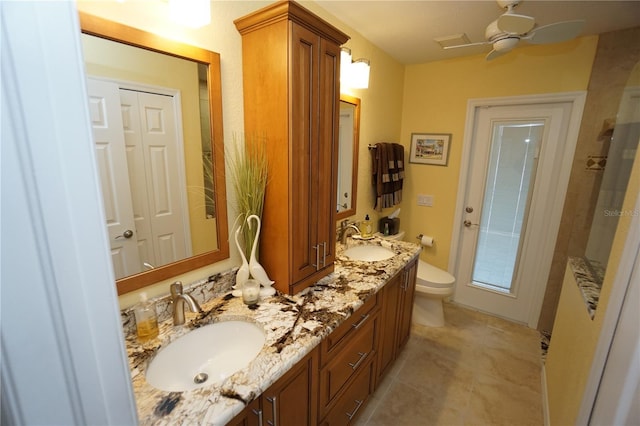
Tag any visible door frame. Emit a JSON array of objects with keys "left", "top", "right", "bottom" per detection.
[{"left": 449, "top": 92, "right": 587, "bottom": 328}]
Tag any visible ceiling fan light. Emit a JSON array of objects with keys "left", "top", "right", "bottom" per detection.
[{"left": 494, "top": 37, "right": 519, "bottom": 52}]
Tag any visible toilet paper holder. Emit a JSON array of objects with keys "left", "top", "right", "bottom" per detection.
[{"left": 416, "top": 234, "right": 435, "bottom": 247}]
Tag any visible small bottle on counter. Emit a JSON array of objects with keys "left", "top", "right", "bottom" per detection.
[
  {"left": 361, "top": 214, "right": 373, "bottom": 238},
  {"left": 134, "top": 292, "right": 159, "bottom": 343}
]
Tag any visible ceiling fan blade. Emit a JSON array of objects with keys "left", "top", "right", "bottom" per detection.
[
  {"left": 524, "top": 20, "right": 586, "bottom": 44},
  {"left": 486, "top": 49, "right": 509, "bottom": 61},
  {"left": 443, "top": 40, "right": 491, "bottom": 50},
  {"left": 497, "top": 13, "right": 535, "bottom": 34}
]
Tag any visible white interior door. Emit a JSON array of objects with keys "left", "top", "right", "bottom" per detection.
[
  {"left": 89, "top": 78, "right": 189, "bottom": 277},
  {"left": 454, "top": 102, "right": 573, "bottom": 323},
  {"left": 87, "top": 79, "right": 141, "bottom": 278},
  {"left": 131, "top": 90, "right": 188, "bottom": 265}
]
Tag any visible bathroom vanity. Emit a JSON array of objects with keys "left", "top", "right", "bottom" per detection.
[{"left": 123, "top": 237, "right": 420, "bottom": 425}]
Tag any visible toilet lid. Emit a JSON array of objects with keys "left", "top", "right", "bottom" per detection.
[{"left": 417, "top": 260, "right": 455, "bottom": 286}]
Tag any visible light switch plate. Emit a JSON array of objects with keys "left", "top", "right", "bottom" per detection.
[{"left": 417, "top": 194, "right": 433, "bottom": 207}]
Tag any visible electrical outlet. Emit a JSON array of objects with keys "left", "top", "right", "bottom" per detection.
[{"left": 417, "top": 194, "right": 433, "bottom": 207}]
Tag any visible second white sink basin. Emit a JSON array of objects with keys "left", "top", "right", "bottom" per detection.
[
  {"left": 343, "top": 245, "right": 395, "bottom": 262},
  {"left": 146, "top": 320, "right": 265, "bottom": 392}
]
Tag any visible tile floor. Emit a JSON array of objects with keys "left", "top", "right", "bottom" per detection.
[{"left": 355, "top": 302, "right": 544, "bottom": 426}]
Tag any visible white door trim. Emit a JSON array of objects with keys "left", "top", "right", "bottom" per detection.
[
  {"left": 1, "top": 2, "right": 137, "bottom": 424},
  {"left": 449, "top": 91, "right": 587, "bottom": 328},
  {"left": 578, "top": 187, "right": 640, "bottom": 424}
]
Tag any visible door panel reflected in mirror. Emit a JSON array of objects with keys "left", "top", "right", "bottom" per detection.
[
  {"left": 80, "top": 12, "right": 229, "bottom": 295},
  {"left": 337, "top": 94, "right": 360, "bottom": 221}
]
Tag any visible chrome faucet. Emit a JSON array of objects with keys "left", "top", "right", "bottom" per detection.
[
  {"left": 170, "top": 281, "right": 201, "bottom": 325},
  {"left": 339, "top": 221, "right": 361, "bottom": 244}
]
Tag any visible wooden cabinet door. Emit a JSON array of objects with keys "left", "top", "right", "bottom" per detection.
[
  {"left": 289, "top": 22, "right": 321, "bottom": 285},
  {"left": 397, "top": 259, "right": 418, "bottom": 351},
  {"left": 262, "top": 347, "right": 318, "bottom": 426},
  {"left": 376, "top": 271, "right": 402, "bottom": 381},
  {"left": 316, "top": 37, "right": 340, "bottom": 271}
]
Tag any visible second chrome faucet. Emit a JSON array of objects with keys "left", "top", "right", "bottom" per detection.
[{"left": 170, "top": 281, "right": 201, "bottom": 325}]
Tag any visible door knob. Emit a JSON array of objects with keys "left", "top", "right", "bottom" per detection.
[
  {"left": 465, "top": 206, "right": 474, "bottom": 213},
  {"left": 463, "top": 220, "right": 479, "bottom": 227},
  {"left": 115, "top": 229, "right": 134, "bottom": 239}
]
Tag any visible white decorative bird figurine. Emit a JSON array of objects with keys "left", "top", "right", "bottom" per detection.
[
  {"left": 247, "top": 214, "right": 275, "bottom": 287},
  {"left": 234, "top": 225, "right": 250, "bottom": 289}
]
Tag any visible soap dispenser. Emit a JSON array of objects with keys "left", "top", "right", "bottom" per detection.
[
  {"left": 361, "top": 214, "right": 373, "bottom": 238},
  {"left": 134, "top": 292, "right": 159, "bottom": 343}
]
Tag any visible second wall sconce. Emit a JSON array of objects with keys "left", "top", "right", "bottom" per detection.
[{"left": 341, "top": 47, "right": 370, "bottom": 90}]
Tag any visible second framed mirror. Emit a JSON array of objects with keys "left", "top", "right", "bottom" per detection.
[{"left": 336, "top": 94, "right": 361, "bottom": 220}]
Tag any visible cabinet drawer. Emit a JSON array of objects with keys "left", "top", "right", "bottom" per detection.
[
  {"left": 320, "top": 358, "right": 375, "bottom": 426},
  {"left": 319, "top": 314, "right": 377, "bottom": 415},
  {"left": 321, "top": 293, "right": 378, "bottom": 362}
]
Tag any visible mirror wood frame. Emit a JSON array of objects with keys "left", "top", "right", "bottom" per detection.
[
  {"left": 79, "top": 12, "right": 230, "bottom": 295},
  {"left": 336, "top": 94, "right": 361, "bottom": 221}
]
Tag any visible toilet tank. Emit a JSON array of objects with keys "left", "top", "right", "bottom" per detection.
[{"left": 377, "top": 230, "right": 405, "bottom": 241}]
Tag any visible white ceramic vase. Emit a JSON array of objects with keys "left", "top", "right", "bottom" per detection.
[{"left": 247, "top": 215, "right": 275, "bottom": 292}]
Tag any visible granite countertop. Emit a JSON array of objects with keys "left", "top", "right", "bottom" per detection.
[
  {"left": 125, "top": 237, "right": 421, "bottom": 425},
  {"left": 568, "top": 256, "right": 605, "bottom": 319}
]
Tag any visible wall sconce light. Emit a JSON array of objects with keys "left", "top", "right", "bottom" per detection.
[
  {"left": 340, "top": 47, "right": 370, "bottom": 90},
  {"left": 350, "top": 58, "right": 370, "bottom": 89},
  {"left": 169, "top": 0, "right": 211, "bottom": 28},
  {"left": 340, "top": 47, "right": 353, "bottom": 86}
]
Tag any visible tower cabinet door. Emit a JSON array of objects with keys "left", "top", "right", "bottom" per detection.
[
  {"left": 289, "top": 22, "right": 321, "bottom": 285},
  {"left": 316, "top": 37, "right": 340, "bottom": 271}
]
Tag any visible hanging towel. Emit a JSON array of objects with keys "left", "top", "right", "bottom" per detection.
[{"left": 372, "top": 142, "right": 405, "bottom": 211}]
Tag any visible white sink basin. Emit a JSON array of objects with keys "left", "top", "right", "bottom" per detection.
[
  {"left": 146, "top": 320, "right": 265, "bottom": 392},
  {"left": 343, "top": 245, "right": 395, "bottom": 262}
]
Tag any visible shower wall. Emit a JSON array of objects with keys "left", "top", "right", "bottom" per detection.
[{"left": 538, "top": 26, "right": 640, "bottom": 332}]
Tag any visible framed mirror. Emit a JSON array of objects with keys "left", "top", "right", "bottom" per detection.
[
  {"left": 336, "top": 94, "right": 361, "bottom": 220},
  {"left": 79, "top": 12, "right": 229, "bottom": 295}
]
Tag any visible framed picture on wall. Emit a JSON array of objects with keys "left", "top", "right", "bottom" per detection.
[{"left": 409, "top": 133, "right": 451, "bottom": 166}]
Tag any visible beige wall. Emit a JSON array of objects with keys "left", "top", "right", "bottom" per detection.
[
  {"left": 76, "top": 0, "right": 405, "bottom": 308},
  {"left": 399, "top": 37, "right": 598, "bottom": 271}
]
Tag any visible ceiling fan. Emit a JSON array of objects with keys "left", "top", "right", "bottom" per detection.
[{"left": 443, "top": 0, "right": 586, "bottom": 60}]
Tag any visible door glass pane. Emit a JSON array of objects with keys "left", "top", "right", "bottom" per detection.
[{"left": 472, "top": 121, "right": 543, "bottom": 293}]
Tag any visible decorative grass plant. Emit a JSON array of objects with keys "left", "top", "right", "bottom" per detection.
[{"left": 228, "top": 133, "right": 268, "bottom": 261}]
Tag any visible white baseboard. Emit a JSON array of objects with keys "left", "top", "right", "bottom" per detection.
[{"left": 541, "top": 364, "right": 551, "bottom": 426}]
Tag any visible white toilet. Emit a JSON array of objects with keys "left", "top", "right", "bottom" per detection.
[{"left": 379, "top": 230, "right": 456, "bottom": 327}]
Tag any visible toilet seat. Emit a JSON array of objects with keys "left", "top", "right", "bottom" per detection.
[{"left": 417, "top": 260, "right": 455, "bottom": 286}]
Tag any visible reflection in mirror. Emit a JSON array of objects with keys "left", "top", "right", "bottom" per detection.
[
  {"left": 80, "top": 12, "right": 229, "bottom": 295},
  {"left": 585, "top": 60, "right": 640, "bottom": 286},
  {"left": 336, "top": 94, "right": 361, "bottom": 221}
]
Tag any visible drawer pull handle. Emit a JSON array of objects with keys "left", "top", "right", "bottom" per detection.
[
  {"left": 351, "top": 313, "right": 370, "bottom": 330},
  {"left": 348, "top": 351, "right": 367, "bottom": 370},
  {"left": 345, "top": 399, "right": 364, "bottom": 420},
  {"left": 322, "top": 241, "right": 327, "bottom": 267},
  {"left": 266, "top": 396, "right": 277, "bottom": 426},
  {"left": 252, "top": 408, "right": 263, "bottom": 426},
  {"left": 312, "top": 245, "right": 320, "bottom": 270}
]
